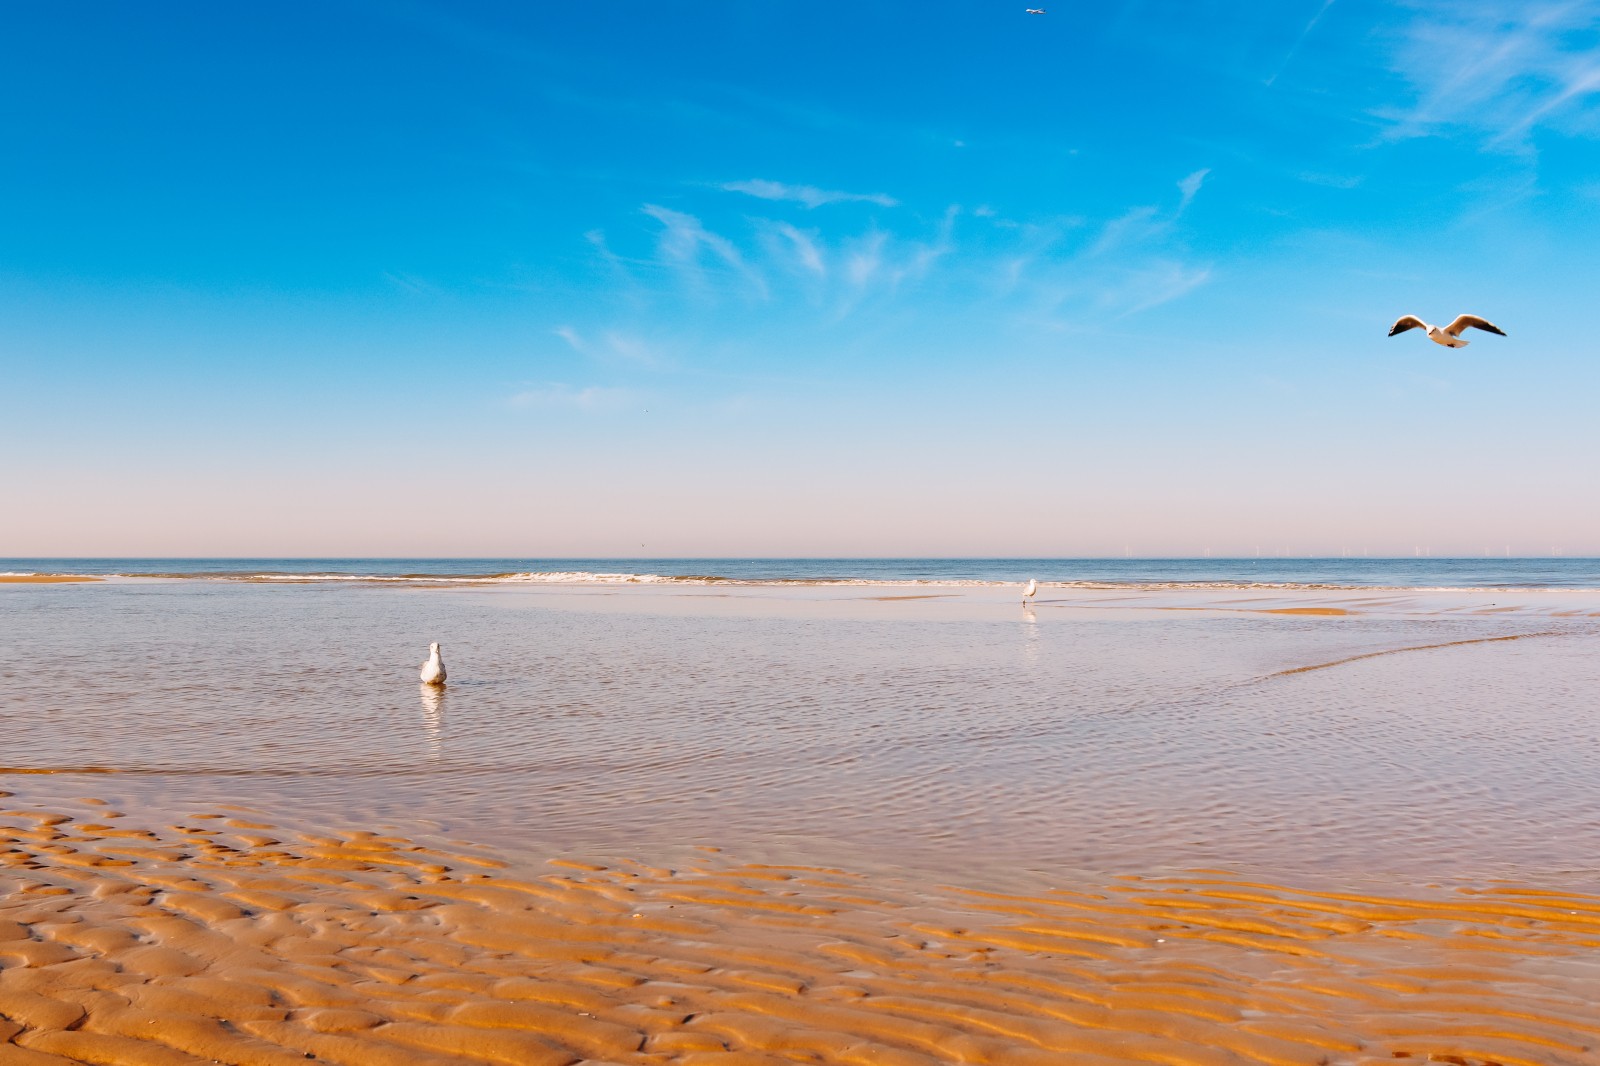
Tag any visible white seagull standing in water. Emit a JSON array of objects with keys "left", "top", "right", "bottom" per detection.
[
  {"left": 1022, "top": 579, "right": 1038, "bottom": 605},
  {"left": 419, "top": 642, "right": 447, "bottom": 686},
  {"left": 1388, "top": 314, "right": 1506, "bottom": 349}
]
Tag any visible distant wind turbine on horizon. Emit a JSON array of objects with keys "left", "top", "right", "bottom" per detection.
[{"left": 1388, "top": 314, "right": 1506, "bottom": 349}]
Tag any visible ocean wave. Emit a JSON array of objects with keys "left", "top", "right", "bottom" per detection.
[
  {"left": 138, "top": 571, "right": 1009, "bottom": 586},
  {"left": 62, "top": 571, "right": 1600, "bottom": 593},
  {"left": 475, "top": 574, "right": 1598, "bottom": 593},
  {"left": 494, "top": 572, "right": 1009, "bottom": 587}
]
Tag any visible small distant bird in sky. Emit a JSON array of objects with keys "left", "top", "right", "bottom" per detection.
[
  {"left": 420, "top": 642, "right": 447, "bottom": 686},
  {"left": 1388, "top": 314, "right": 1506, "bottom": 349},
  {"left": 1022, "top": 579, "right": 1038, "bottom": 605},
  {"left": 1025, "top": 8, "right": 1046, "bottom": 13}
]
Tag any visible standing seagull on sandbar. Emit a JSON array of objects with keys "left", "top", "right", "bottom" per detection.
[
  {"left": 1388, "top": 314, "right": 1506, "bottom": 349},
  {"left": 1022, "top": 579, "right": 1038, "bottom": 606},
  {"left": 420, "top": 642, "right": 447, "bottom": 686}
]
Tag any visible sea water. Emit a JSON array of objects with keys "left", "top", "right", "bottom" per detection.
[
  {"left": 4, "top": 556, "right": 1600, "bottom": 588},
  {"left": 4, "top": 574, "right": 1598, "bottom": 886}
]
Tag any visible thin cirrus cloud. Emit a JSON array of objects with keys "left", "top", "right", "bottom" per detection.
[
  {"left": 1380, "top": 1, "right": 1600, "bottom": 149},
  {"left": 554, "top": 326, "right": 663, "bottom": 367},
  {"left": 642, "top": 204, "right": 748, "bottom": 270},
  {"left": 583, "top": 169, "right": 1211, "bottom": 336},
  {"left": 722, "top": 179, "right": 898, "bottom": 209},
  {"left": 1024, "top": 254, "right": 1213, "bottom": 325},
  {"left": 1177, "top": 169, "right": 1210, "bottom": 214},
  {"left": 508, "top": 383, "right": 635, "bottom": 413},
  {"left": 1264, "top": 0, "right": 1336, "bottom": 88},
  {"left": 381, "top": 270, "right": 440, "bottom": 295},
  {"left": 1089, "top": 205, "right": 1164, "bottom": 259},
  {"left": 766, "top": 221, "right": 827, "bottom": 277},
  {"left": 641, "top": 204, "right": 768, "bottom": 297},
  {"left": 1087, "top": 170, "right": 1208, "bottom": 259},
  {"left": 1108, "top": 261, "right": 1213, "bottom": 317},
  {"left": 841, "top": 206, "right": 956, "bottom": 292}
]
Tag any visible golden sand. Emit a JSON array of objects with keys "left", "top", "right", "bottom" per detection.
[
  {"left": 0, "top": 576, "right": 99, "bottom": 584},
  {"left": 4, "top": 798, "right": 1600, "bottom": 1065}
]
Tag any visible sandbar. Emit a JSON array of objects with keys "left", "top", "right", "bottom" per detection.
[{"left": 0, "top": 575, "right": 99, "bottom": 584}]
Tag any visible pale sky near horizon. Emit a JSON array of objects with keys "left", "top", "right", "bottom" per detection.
[{"left": 4, "top": 2, "right": 1600, "bottom": 557}]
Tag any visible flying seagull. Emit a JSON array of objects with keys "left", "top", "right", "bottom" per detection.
[
  {"left": 419, "top": 642, "right": 447, "bottom": 686},
  {"left": 1388, "top": 314, "right": 1506, "bottom": 349},
  {"left": 1026, "top": 8, "right": 1046, "bottom": 13},
  {"left": 1022, "top": 579, "right": 1038, "bottom": 605}
]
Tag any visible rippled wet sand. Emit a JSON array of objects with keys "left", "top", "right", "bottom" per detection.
[{"left": 5, "top": 795, "right": 1600, "bottom": 1066}]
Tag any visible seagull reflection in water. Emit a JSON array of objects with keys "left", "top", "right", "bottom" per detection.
[
  {"left": 1021, "top": 606, "right": 1040, "bottom": 661},
  {"left": 419, "top": 684, "right": 445, "bottom": 759}
]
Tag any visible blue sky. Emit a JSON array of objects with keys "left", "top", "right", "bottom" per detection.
[{"left": 4, "top": 1, "right": 1600, "bottom": 556}]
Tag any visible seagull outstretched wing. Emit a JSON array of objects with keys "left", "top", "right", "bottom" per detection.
[
  {"left": 1444, "top": 314, "right": 1506, "bottom": 337},
  {"left": 1388, "top": 315, "right": 1427, "bottom": 336}
]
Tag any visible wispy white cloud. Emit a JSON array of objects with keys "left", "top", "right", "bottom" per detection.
[
  {"left": 829, "top": 207, "right": 956, "bottom": 317},
  {"left": 1003, "top": 171, "right": 1213, "bottom": 321},
  {"left": 1028, "top": 255, "right": 1213, "bottom": 324},
  {"left": 1090, "top": 205, "right": 1164, "bottom": 257},
  {"left": 603, "top": 332, "right": 656, "bottom": 365},
  {"left": 382, "top": 271, "right": 439, "bottom": 295},
  {"left": 1294, "top": 170, "right": 1363, "bottom": 189},
  {"left": 643, "top": 205, "right": 745, "bottom": 270},
  {"left": 508, "top": 383, "right": 635, "bottom": 413},
  {"left": 553, "top": 327, "right": 663, "bottom": 367},
  {"left": 1381, "top": 1, "right": 1600, "bottom": 149},
  {"left": 1265, "top": 0, "right": 1337, "bottom": 87},
  {"left": 915, "top": 205, "right": 959, "bottom": 276},
  {"left": 641, "top": 204, "right": 768, "bottom": 298},
  {"left": 772, "top": 221, "right": 826, "bottom": 276},
  {"left": 585, "top": 173, "right": 1209, "bottom": 334},
  {"left": 1089, "top": 170, "right": 1209, "bottom": 257},
  {"left": 1504, "top": 63, "right": 1600, "bottom": 141},
  {"left": 554, "top": 325, "right": 584, "bottom": 353},
  {"left": 845, "top": 231, "right": 886, "bottom": 287},
  {"left": 1177, "top": 168, "right": 1211, "bottom": 214},
  {"left": 1451, "top": 170, "right": 1543, "bottom": 224},
  {"left": 722, "top": 179, "right": 898, "bottom": 209},
  {"left": 1110, "top": 261, "right": 1214, "bottom": 317},
  {"left": 584, "top": 228, "right": 634, "bottom": 282}
]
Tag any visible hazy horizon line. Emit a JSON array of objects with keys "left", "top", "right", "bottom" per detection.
[{"left": 7, "top": 555, "right": 1600, "bottom": 563}]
